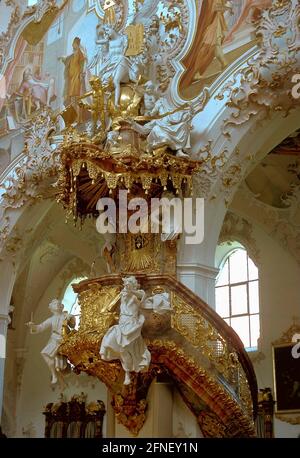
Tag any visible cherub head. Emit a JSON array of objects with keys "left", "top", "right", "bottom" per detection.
[
  {"left": 23, "top": 67, "right": 32, "bottom": 82},
  {"left": 122, "top": 276, "right": 139, "bottom": 291},
  {"left": 103, "top": 24, "right": 115, "bottom": 39},
  {"left": 49, "top": 299, "right": 64, "bottom": 313},
  {"left": 89, "top": 76, "right": 103, "bottom": 91}
]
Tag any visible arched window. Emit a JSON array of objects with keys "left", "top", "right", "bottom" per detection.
[
  {"left": 62, "top": 277, "right": 87, "bottom": 329},
  {"left": 215, "top": 247, "right": 260, "bottom": 350}
]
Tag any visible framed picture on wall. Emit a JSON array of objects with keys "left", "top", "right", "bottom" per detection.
[{"left": 272, "top": 342, "right": 300, "bottom": 414}]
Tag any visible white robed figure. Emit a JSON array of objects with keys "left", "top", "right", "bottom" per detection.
[
  {"left": 100, "top": 277, "right": 151, "bottom": 385},
  {"left": 89, "top": 24, "right": 139, "bottom": 106},
  {"left": 100, "top": 276, "right": 172, "bottom": 385},
  {"left": 129, "top": 97, "right": 193, "bottom": 157},
  {"left": 26, "top": 299, "right": 75, "bottom": 385}
]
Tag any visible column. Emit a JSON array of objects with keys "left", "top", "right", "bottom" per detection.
[
  {"left": 150, "top": 381, "right": 173, "bottom": 437},
  {"left": 177, "top": 197, "right": 225, "bottom": 308},
  {"left": 177, "top": 263, "right": 219, "bottom": 308},
  {"left": 0, "top": 314, "right": 9, "bottom": 427}
]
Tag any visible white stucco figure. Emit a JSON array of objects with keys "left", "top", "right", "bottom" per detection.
[
  {"left": 129, "top": 97, "right": 193, "bottom": 157},
  {"left": 89, "top": 23, "right": 109, "bottom": 74},
  {"left": 136, "top": 80, "right": 160, "bottom": 116},
  {"left": 26, "top": 299, "right": 75, "bottom": 385},
  {"left": 100, "top": 276, "right": 151, "bottom": 385},
  {"left": 89, "top": 24, "right": 139, "bottom": 106},
  {"left": 143, "top": 292, "right": 171, "bottom": 314},
  {"left": 100, "top": 276, "right": 171, "bottom": 385}
]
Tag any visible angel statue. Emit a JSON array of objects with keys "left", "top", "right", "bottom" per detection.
[
  {"left": 100, "top": 276, "right": 171, "bottom": 385},
  {"left": 89, "top": 24, "right": 140, "bottom": 107},
  {"left": 26, "top": 299, "right": 75, "bottom": 386}
]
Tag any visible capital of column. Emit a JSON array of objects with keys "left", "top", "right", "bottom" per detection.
[
  {"left": 177, "top": 263, "right": 219, "bottom": 308},
  {"left": 177, "top": 262, "right": 219, "bottom": 279}
]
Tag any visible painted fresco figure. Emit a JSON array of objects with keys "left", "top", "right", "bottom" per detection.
[
  {"left": 181, "top": 0, "right": 272, "bottom": 88},
  {"left": 15, "top": 67, "right": 56, "bottom": 118},
  {"left": 181, "top": 0, "right": 233, "bottom": 87},
  {"left": 59, "top": 37, "right": 87, "bottom": 106}
]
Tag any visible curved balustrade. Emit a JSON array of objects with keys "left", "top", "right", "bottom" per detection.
[{"left": 60, "top": 273, "right": 257, "bottom": 437}]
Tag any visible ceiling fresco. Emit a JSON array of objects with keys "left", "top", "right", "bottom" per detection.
[{"left": 0, "top": 0, "right": 276, "bottom": 136}]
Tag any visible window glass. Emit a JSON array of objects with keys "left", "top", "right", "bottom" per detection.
[{"left": 216, "top": 247, "right": 260, "bottom": 350}]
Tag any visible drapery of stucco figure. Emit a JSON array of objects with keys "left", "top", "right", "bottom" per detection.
[
  {"left": 100, "top": 276, "right": 151, "bottom": 385},
  {"left": 129, "top": 96, "right": 192, "bottom": 157},
  {"left": 225, "top": 0, "right": 272, "bottom": 43},
  {"left": 89, "top": 24, "right": 140, "bottom": 106},
  {"left": 89, "top": 23, "right": 109, "bottom": 77},
  {"left": 100, "top": 277, "right": 172, "bottom": 385},
  {"left": 26, "top": 299, "right": 75, "bottom": 385},
  {"left": 59, "top": 37, "right": 87, "bottom": 106},
  {"left": 180, "top": 0, "right": 231, "bottom": 88}
]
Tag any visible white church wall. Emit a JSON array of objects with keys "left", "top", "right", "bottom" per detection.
[
  {"left": 215, "top": 215, "right": 300, "bottom": 438},
  {"left": 172, "top": 389, "right": 203, "bottom": 438},
  {"left": 250, "top": 225, "right": 300, "bottom": 438}
]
